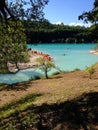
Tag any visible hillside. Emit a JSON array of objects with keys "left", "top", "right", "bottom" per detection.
[{"left": 0, "top": 63, "right": 98, "bottom": 130}]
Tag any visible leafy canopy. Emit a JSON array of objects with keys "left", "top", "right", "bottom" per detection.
[
  {"left": 36, "top": 57, "right": 56, "bottom": 79},
  {"left": 0, "top": 0, "right": 49, "bottom": 73},
  {"left": 79, "top": 0, "right": 98, "bottom": 24},
  {"left": 0, "top": 0, "right": 49, "bottom": 21},
  {"left": 0, "top": 20, "right": 29, "bottom": 73}
]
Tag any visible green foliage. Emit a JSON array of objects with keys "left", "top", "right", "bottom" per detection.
[
  {"left": 86, "top": 65, "right": 95, "bottom": 79},
  {"left": 0, "top": 0, "right": 48, "bottom": 21},
  {"left": 24, "top": 20, "right": 95, "bottom": 43},
  {"left": 0, "top": 112, "right": 39, "bottom": 130},
  {"left": 79, "top": 0, "right": 98, "bottom": 24},
  {"left": 78, "top": 1, "right": 98, "bottom": 42},
  {"left": 0, "top": 93, "right": 41, "bottom": 130},
  {"left": 36, "top": 57, "right": 56, "bottom": 79},
  {"left": 4, "top": 122, "right": 16, "bottom": 130},
  {"left": 0, "top": 20, "right": 29, "bottom": 73},
  {"left": 0, "top": 94, "right": 41, "bottom": 120}
]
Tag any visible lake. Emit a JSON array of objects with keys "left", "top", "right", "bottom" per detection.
[{"left": 0, "top": 43, "right": 98, "bottom": 84}]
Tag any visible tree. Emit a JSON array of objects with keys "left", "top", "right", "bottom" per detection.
[
  {"left": 36, "top": 57, "right": 56, "bottom": 79},
  {"left": 86, "top": 66, "right": 95, "bottom": 79},
  {"left": 0, "top": 0, "right": 49, "bottom": 21},
  {"left": 79, "top": 0, "right": 98, "bottom": 24},
  {"left": 0, "top": 20, "right": 29, "bottom": 73},
  {"left": 0, "top": 0, "right": 14, "bottom": 20},
  {"left": 0, "top": 0, "right": 49, "bottom": 73}
]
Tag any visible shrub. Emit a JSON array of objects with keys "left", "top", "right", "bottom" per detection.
[
  {"left": 36, "top": 57, "right": 56, "bottom": 79},
  {"left": 86, "top": 65, "right": 95, "bottom": 79}
]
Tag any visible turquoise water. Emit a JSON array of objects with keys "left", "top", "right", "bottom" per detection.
[
  {"left": 28, "top": 43, "right": 98, "bottom": 71},
  {"left": 0, "top": 43, "right": 98, "bottom": 84}
]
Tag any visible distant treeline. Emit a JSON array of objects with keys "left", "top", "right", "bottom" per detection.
[{"left": 24, "top": 20, "right": 98, "bottom": 44}]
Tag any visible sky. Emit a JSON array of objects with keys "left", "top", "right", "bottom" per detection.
[{"left": 43, "top": 0, "right": 95, "bottom": 27}]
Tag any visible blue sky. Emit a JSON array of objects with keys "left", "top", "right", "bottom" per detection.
[{"left": 44, "top": 0, "right": 95, "bottom": 26}]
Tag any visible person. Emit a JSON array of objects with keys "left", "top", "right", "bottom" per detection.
[{"left": 62, "top": 54, "right": 66, "bottom": 56}]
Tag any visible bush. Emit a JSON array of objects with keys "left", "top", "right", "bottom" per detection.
[{"left": 86, "top": 65, "right": 95, "bottom": 79}]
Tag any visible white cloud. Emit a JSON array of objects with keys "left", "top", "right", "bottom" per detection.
[
  {"left": 53, "top": 21, "right": 92, "bottom": 27},
  {"left": 55, "top": 21, "right": 64, "bottom": 25},
  {"left": 68, "top": 22, "right": 92, "bottom": 27}
]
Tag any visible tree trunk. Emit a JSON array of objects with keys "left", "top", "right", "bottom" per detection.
[
  {"left": 15, "top": 62, "right": 19, "bottom": 70},
  {"left": 45, "top": 69, "right": 48, "bottom": 79},
  {"left": 89, "top": 73, "right": 92, "bottom": 79}
]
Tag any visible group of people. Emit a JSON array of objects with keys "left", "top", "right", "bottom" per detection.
[{"left": 29, "top": 49, "right": 53, "bottom": 61}]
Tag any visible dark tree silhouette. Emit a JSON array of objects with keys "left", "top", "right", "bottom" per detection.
[
  {"left": 79, "top": 0, "right": 98, "bottom": 24},
  {"left": 94, "top": 0, "right": 98, "bottom": 8},
  {"left": 0, "top": 0, "right": 14, "bottom": 20},
  {"left": 0, "top": 0, "right": 49, "bottom": 21}
]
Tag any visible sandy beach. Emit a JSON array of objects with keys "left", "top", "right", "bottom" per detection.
[
  {"left": 8, "top": 50, "right": 52, "bottom": 73},
  {"left": 90, "top": 50, "right": 98, "bottom": 55}
]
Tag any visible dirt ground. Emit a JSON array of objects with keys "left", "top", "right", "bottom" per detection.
[
  {"left": 0, "top": 63, "right": 98, "bottom": 130},
  {"left": 0, "top": 63, "right": 98, "bottom": 107}
]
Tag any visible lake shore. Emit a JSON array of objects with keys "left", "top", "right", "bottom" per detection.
[
  {"left": 8, "top": 49, "right": 98, "bottom": 73},
  {"left": 90, "top": 50, "right": 98, "bottom": 55},
  {"left": 8, "top": 50, "right": 52, "bottom": 73}
]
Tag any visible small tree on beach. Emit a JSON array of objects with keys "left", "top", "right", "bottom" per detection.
[{"left": 36, "top": 57, "right": 56, "bottom": 79}]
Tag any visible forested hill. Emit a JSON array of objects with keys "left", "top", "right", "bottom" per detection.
[{"left": 24, "top": 20, "right": 98, "bottom": 44}]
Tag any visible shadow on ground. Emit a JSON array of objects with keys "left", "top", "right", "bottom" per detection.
[
  {"left": 0, "top": 92, "right": 98, "bottom": 130},
  {"left": 0, "top": 81, "right": 35, "bottom": 91},
  {"left": 36, "top": 92, "right": 98, "bottom": 130}
]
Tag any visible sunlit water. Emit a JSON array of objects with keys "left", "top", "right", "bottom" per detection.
[{"left": 0, "top": 43, "right": 98, "bottom": 84}]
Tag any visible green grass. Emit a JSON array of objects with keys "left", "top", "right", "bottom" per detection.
[{"left": 0, "top": 93, "right": 41, "bottom": 119}]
